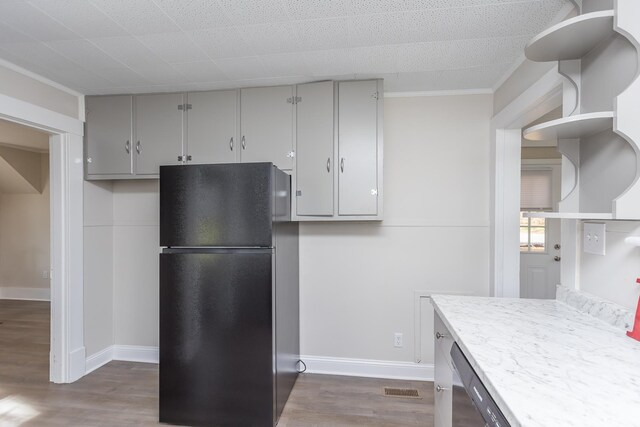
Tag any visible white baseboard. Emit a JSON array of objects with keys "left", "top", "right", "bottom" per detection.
[
  {"left": 85, "top": 346, "right": 114, "bottom": 374},
  {"left": 69, "top": 347, "right": 86, "bottom": 382},
  {"left": 85, "top": 345, "right": 159, "bottom": 375},
  {"left": 113, "top": 345, "right": 159, "bottom": 364},
  {"left": 301, "top": 355, "right": 434, "bottom": 381},
  {"left": 85, "top": 347, "right": 432, "bottom": 382},
  {"left": 0, "top": 286, "right": 50, "bottom": 301}
]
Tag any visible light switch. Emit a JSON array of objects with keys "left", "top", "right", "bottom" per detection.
[{"left": 583, "top": 222, "right": 606, "bottom": 255}]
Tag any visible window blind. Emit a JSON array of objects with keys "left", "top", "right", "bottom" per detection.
[{"left": 521, "top": 169, "right": 552, "bottom": 210}]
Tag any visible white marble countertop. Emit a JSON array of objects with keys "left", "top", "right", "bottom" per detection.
[{"left": 430, "top": 294, "right": 640, "bottom": 427}]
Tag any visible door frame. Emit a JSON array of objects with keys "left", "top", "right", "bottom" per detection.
[
  {"left": 490, "top": 68, "right": 564, "bottom": 297},
  {"left": 0, "top": 92, "right": 85, "bottom": 383}
]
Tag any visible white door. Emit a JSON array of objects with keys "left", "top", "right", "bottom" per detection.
[{"left": 520, "top": 163, "right": 562, "bottom": 299}]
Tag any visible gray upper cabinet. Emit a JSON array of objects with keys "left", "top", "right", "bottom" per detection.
[
  {"left": 135, "top": 93, "right": 184, "bottom": 175},
  {"left": 295, "top": 81, "right": 334, "bottom": 216},
  {"left": 338, "top": 80, "right": 380, "bottom": 216},
  {"left": 85, "top": 95, "right": 133, "bottom": 176},
  {"left": 240, "top": 86, "right": 294, "bottom": 170},
  {"left": 186, "top": 90, "right": 237, "bottom": 165},
  {"left": 84, "top": 81, "right": 382, "bottom": 220}
]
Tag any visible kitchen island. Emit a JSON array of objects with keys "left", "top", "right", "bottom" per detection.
[{"left": 431, "top": 287, "right": 640, "bottom": 427}]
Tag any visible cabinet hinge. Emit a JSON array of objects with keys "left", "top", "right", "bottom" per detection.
[{"left": 372, "top": 92, "right": 379, "bottom": 100}]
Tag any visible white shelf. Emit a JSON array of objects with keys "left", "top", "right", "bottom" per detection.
[
  {"left": 525, "top": 10, "right": 615, "bottom": 62},
  {"left": 522, "top": 212, "right": 613, "bottom": 220},
  {"left": 523, "top": 111, "right": 613, "bottom": 141}
]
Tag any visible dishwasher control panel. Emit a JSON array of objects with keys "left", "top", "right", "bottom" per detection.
[{"left": 451, "top": 343, "right": 510, "bottom": 427}]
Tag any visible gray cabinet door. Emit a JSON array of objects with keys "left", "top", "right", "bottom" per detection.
[
  {"left": 135, "top": 93, "right": 184, "bottom": 175},
  {"left": 240, "top": 86, "right": 293, "bottom": 170},
  {"left": 85, "top": 95, "right": 133, "bottom": 175},
  {"left": 295, "top": 81, "right": 334, "bottom": 216},
  {"left": 338, "top": 81, "right": 379, "bottom": 216},
  {"left": 186, "top": 90, "right": 237, "bottom": 164}
]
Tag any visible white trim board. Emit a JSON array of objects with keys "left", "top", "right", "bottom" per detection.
[
  {"left": 84, "top": 346, "right": 432, "bottom": 381},
  {"left": 0, "top": 286, "right": 50, "bottom": 301},
  {"left": 302, "top": 355, "right": 433, "bottom": 381},
  {"left": 85, "top": 346, "right": 113, "bottom": 375},
  {"left": 85, "top": 345, "right": 159, "bottom": 375},
  {"left": 0, "top": 57, "right": 82, "bottom": 97}
]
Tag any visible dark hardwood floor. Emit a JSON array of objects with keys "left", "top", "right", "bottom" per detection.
[{"left": 0, "top": 299, "right": 434, "bottom": 426}]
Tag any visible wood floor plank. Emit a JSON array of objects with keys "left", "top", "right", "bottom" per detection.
[{"left": 0, "top": 300, "right": 434, "bottom": 426}]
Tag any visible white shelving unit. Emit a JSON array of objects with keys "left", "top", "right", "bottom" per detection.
[
  {"left": 522, "top": 0, "right": 640, "bottom": 220},
  {"left": 522, "top": 211, "right": 613, "bottom": 220},
  {"left": 525, "top": 11, "right": 615, "bottom": 62},
  {"left": 523, "top": 112, "right": 613, "bottom": 141}
]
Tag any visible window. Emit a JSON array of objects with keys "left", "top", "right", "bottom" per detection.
[
  {"left": 520, "top": 213, "right": 546, "bottom": 252},
  {"left": 520, "top": 168, "right": 552, "bottom": 253}
]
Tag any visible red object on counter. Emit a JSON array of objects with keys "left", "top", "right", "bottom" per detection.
[{"left": 627, "top": 279, "right": 640, "bottom": 341}]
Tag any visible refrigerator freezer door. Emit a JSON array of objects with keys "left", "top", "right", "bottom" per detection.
[
  {"left": 159, "top": 250, "right": 274, "bottom": 427},
  {"left": 160, "top": 163, "right": 277, "bottom": 247}
]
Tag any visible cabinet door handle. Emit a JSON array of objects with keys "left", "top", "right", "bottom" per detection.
[
  {"left": 136, "top": 141, "right": 141, "bottom": 154},
  {"left": 230, "top": 137, "right": 234, "bottom": 151},
  {"left": 327, "top": 157, "right": 331, "bottom": 173},
  {"left": 187, "top": 155, "right": 192, "bottom": 161},
  {"left": 125, "top": 140, "right": 130, "bottom": 154},
  {"left": 178, "top": 155, "right": 183, "bottom": 162},
  {"left": 436, "top": 385, "right": 449, "bottom": 393},
  {"left": 241, "top": 135, "right": 246, "bottom": 150},
  {"left": 435, "top": 332, "right": 449, "bottom": 340},
  {"left": 340, "top": 157, "right": 344, "bottom": 173}
]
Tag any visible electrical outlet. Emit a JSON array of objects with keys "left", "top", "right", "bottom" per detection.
[
  {"left": 394, "top": 333, "right": 403, "bottom": 348},
  {"left": 583, "top": 222, "right": 606, "bottom": 255}
]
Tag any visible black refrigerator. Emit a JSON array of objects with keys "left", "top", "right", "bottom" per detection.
[{"left": 158, "top": 163, "right": 299, "bottom": 427}]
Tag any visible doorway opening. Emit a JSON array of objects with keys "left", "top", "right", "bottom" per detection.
[
  {"left": 519, "top": 108, "right": 562, "bottom": 299},
  {"left": 0, "top": 119, "right": 52, "bottom": 395}
]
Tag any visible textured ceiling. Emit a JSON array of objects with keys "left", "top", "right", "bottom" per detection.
[{"left": 0, "top": 0, "right": 569, "bottom": 95}]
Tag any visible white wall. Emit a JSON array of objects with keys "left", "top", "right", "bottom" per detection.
[
  {"left": 83, "top": 180, "right": 114, "bottom": 357},
  {"left": 301, "top": 95, "right": 492, "bottom": 364},
  {"left": 579, "top": 221, "right": 640, "bottom": 310},
  {"left": 0, "top": 153, "right": 50, "bottom": 299},
  {"left": 112, "top": 180, "right": 159, "bottom": 347}
]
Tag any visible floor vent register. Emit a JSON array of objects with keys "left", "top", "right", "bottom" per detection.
[{"left": 383, "top": 387, "right": 421, "bottom": 399}]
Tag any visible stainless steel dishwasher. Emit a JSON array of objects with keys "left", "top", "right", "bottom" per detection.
[{"left": 450, "top": 343, "right": 510, "bottom": 427}]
